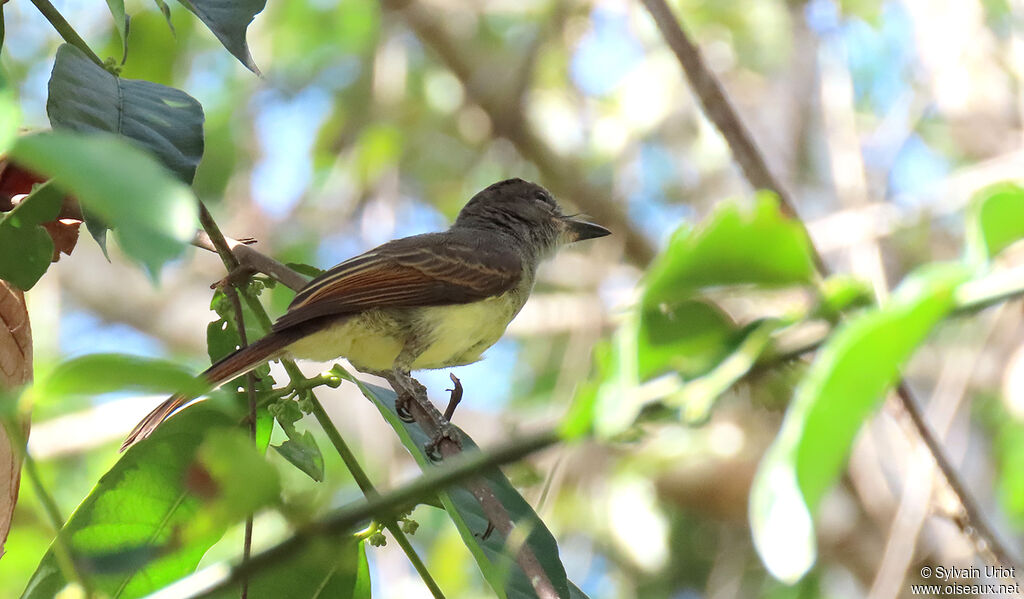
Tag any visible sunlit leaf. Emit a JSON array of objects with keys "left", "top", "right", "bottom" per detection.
[
  {"left": 637, "top": 300, "right": 739, "bottom": 381},
  {"left": 175, "top": 0, "right": 267, "bottom": 74},
  {"left": 667, "top": 319, "right": 781, "bottom": 423},
  {"left": 968, "top": 182, "right": 1024, "bottom": 264},
  {"left": 11, "top": 131, "right": 198, "bottom": 277},
  {"left": 47, "top": 44, "right": 204, "bottom": 184},
  {"left": 36, "top": 353, "right": 203, "bottom": 400},
  {"left": 0, "top": 181, "right": 61, "bottom": 290},
  {"left": 643, "top": 194, "right": 817, "bottom": 307},
  {"left": 750, "top": 262, "right": 970, "bottom": 583},
  {"left": 340, "top": 370, "right": 577, "bottom": 599},
  {"left": 198, "top": 538, "right": 370, "bottom": 599},
  {"left": 21, "top": 406, "right": 252, "bottom": 598},
  {"left": 0, "top": 70, "right": 16, "bottom": 153},
  {"left": 185, "top": 430, "right": 280, "bottom": 540}
]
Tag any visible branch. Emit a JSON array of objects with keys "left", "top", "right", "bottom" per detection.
[
  {"left": 378, "top": 373, "right": 561, "bottom": 599},
  {"left": 187, "top": 430, "right": 560, "bottom": 599},
  {"left": 640, "top": 0, "right": 1022, "bottom": 573},
  {"left": 192, "top": 231, "right": 309, "bottom": 292},
  {"left": 380, "top": 0, "right": 656, "bottom": 267}
]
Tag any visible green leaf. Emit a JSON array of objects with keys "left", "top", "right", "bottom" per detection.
[
  {"left": 340, "top": 372, "right": 575, "bottom": 599},
  {"left": 272, "top": 430, "right": 325, "bottom": 482},
  {"left": 0, "top": 69, "right": 16, "bottom": 153},
  {"left": 968, "top": 182, "right": 1024, "bottom": 264},
  {"left": 153, "top": 0, "right": 176, "bottom": 34},
  {"left": 21, "top": 405, "right": 252, "bottom": 598},
  {"left": 105, "top": 0, "right": 129, "bottom": 60},
  {"left": 47, "top": 44, "right": 205, "bottom": 184},
  {"left": 750, "top": 262, "right": 970, "bottom": 583},
  {"left": 637, "top": 300, "right": 739, "bottom": 381},
  {"left": 0, "top": 181, "right": 62, "bottom": 290},
  {"left": 666, "top": 319, "right": 781, "bottom": 423},
  {"left": 11, "top": 131, "right": 198, "bottom": 277},
  {"left": 35, "top": 353, "right": 204, "bottom": 399},
  {"left": 175, "top": 0, "right": 267, "bottom": 74},
  {"left": 186, "top": 430, "right": 281, "bottom": 540},
  {"left": 643, "top": 194, "right": 817, "bottom": 307},
  {"left": 198, "top": 538, "right": 370, "bottom": 599},
  {"left": 814, "top": 275, "right": 874, "bottom": 321}
]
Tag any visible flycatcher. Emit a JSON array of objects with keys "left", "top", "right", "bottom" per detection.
[{"left": 123, "top": 178, "right": 610, "bottom": 450}]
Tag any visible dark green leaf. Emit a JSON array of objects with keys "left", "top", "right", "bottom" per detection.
[
  {"left": 21, "top": 406, "right": 252, "bottom": 598},
  {"left": 198, "top": 538, "right": 370, "bottom": 599},
  {"left": 47, "top": 43, "right": 205, "bottom": 183},
  {"left": 643, "top": 194, "right": 817, "bottom": 307},
  {"left": 11, "top": 131, "right": 198, "bottom": 277},
  {"left": 343, "top": 372, "right": 574, "bottom": 599},
  {"left": 0, "top": 181, "right": 62, "bottom": 290},
  {"left": 175, "top": 0, "right": 267, "bottom": 74},
  {"left": 968, "top": 182, "right": 1024, "bottom": 263},
  {"left": 750, "top": 262, "right": 970, "bottom": 583},
  {"left": 273, "top": 430, "right": 325, "bottom": 482},
  {"left": 36, "top": 353, "right": 205, "bottom": 399}
]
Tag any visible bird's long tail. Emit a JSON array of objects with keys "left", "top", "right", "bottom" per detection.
[{"left": 121, "top": 328, "right": 304, "bottom": 451}]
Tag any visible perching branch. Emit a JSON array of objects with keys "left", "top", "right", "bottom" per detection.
[
  {"left": 187, "top": 429, "right": 561, "bottom": 599},
  {"left": 639, "top": 0, "right": 1022, "bottom": 573}
]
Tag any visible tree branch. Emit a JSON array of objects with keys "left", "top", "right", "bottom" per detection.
[
  {"left": 380, "top": 0, "right": 656, "bottom": 267},
  {"left": 187, "top": 430, "right": 560, "bottom": 599},
  {"left": 639, "top": 0, "right": 1022, "bottom": 572}
]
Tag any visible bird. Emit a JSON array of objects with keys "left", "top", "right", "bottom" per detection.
[{"left": 122, "top": 178, "right": 611, "bottom": 450}]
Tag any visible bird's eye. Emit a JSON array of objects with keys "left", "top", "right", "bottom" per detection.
[{"left": 534, "top": 191, "right": 552, "bottom": 206}]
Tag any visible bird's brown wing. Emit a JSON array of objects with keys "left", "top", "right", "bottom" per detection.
[{"left": 272, "top": 233, "right": 522, "bottom": 331}]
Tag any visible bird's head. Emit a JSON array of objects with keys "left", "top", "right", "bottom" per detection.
[{"left": 454, "top": 178, "right": 611, "bottom": 257}]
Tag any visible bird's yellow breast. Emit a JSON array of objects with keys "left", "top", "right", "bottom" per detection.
[{"left": 284, "top": 292, "right": 524, "bottom": 372}]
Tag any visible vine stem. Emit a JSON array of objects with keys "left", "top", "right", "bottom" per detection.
[
  {"left": 639, "top": 0, "right": 1022, "bottom": 572},
  {"left": 27, "top": 0, "right": 104, "bottom": 67}
]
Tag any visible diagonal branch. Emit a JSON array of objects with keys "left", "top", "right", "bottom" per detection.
[
  {"left": 380, "top": 0, "right": 656, "bottom": 267},
  {"left": 639, "top": 0, "right": 1022, "bottom": 573}
]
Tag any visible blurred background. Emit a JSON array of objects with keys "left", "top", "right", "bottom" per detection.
[{"left": 2, "top": 0, "right": 1024, "bottom": 597}]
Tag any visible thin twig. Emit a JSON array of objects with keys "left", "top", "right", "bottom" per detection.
[
  {"left": 306, "top": 394, "right": 446, "bottom": 599},
  {"left": 187, "top": 430, "right": 560, "bottom": 599},
  {"left": 27, "top": 0, "right": 104, "bottom": 67},
  {"left": 193, "top": 231, "right": 309, "bottom": 292},
  {"left": 221, "top": 285, "right": 257, "bottom": 599},
  {"left": 639, "top": 0, "right": 1022, "bottom": 572}
]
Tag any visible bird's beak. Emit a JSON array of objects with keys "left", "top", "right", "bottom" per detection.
[{"left": 562, "top": 216, "right": 612, "bottom": 242}]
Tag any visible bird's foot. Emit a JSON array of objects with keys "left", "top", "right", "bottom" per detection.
[
  {"left": 443, "top": 373, "right": 463, "bottom": 422},
  {"left": 394, "top": 390, "right": 416, "bottom": 423},
  {"left": 424, "top": 423, "right": 461, "bottom": 462}
]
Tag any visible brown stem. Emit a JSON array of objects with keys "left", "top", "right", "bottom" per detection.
[{"left": 380, "top": 0, "right": 656, "bottom": 267}]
